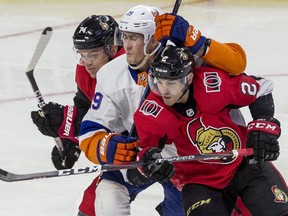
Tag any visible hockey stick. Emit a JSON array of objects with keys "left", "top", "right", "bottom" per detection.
[
  {"left": 172, "top": 0, "right": 182, "bottom": 14},
  {"left": 0, "top": 148, "right": 253, "bottom": 182},
  {"left": 25, "top": 27, "right": 65, "bottom": 158}
]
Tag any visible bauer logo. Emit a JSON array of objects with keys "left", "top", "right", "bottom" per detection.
[
  {"left": 140, "top": 100, "right": 163, "bottom": 117},
  {"left": 204, "top": 72, "right": 221, "bottom": 92},
  {"left": 63, "top": 106, "right": 74, "bottom": 136}
]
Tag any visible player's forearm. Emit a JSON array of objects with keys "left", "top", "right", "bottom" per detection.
[
  {"left": 79, "top": 131, "right": 107, "bottom": 164},
  {"left": 201, "top": 39, "right": 247, "bottom": 75}
]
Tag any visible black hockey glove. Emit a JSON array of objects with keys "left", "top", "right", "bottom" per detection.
[
  {"left": 31, "top": 102, "right": 64, "bottom": 137},
  {"left": 247, "top": 118, "right": 281, "bottom": 166},
  {"left": 141, "top": 147, "right": 175, "bottom": 183},
  {"left": 51, "top": 139, "right": 81, "bottom": 170}
]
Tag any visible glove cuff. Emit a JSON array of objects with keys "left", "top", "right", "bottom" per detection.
[
  {"left": 247, "top": 118, "right": 281, "bottom": 137},
  {"left": 58, "top": 105, "right": 78, "bottom": 142},
  {"left": 189, "top": 36, "right": 207, "bottom": 54}
]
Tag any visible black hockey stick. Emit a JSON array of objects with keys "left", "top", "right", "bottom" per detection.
[
  {"left": 25, "top": 27, "right": 65, "bottom": 157},
  {"left": 172, "top": 0, "right": 182, "bottom": 14},
  {"left": 0, "top": 148, "right": 253, "bottom": 182}
]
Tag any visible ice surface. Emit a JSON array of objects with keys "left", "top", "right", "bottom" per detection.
[{"left": 0, "top": 0, "right": 287, "bottom": 215}]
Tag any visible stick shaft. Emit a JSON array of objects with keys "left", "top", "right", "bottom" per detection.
[
  {"left": 25, "top": 27, "right": 65, "bottom": 156},
  {"left": 0, "top": 148, "right": 253, "bottom": 182}
]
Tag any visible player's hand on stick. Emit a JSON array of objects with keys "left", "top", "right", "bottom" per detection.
[
  {"left": 154, "top": 13, "right": 206, "bottom": 54},
  {"left": 31, "top": 102, "right": 77, "bottom": 138},
  {"left": 97, "top": 133, "right": 140, "bottom": 164},
  {"left": 51, "top": 138, "right": 81, "bottom": 170},
  {"left": 247, "top": 118, "right": 281, "bottom": 166},
  {"left": 141, "top": 147, "right": 175, "bottom": 183}
]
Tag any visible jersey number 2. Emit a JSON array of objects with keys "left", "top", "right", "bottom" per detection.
[{"left": 241, "top": 82, "right": 257, "bottom": 96}]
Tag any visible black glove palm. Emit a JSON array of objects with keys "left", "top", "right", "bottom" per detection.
[
  {"left": 142, "top": 147, "right": 175, "bottom": 183},
  {"left": 247, "top": 118, "right": 281, "bottom": 166},
  {"left": 31, "top": 102, "right": 64, "bottom": 137},
  {"left": 51, "top": 139, "right": 81, "bottom": 170}
]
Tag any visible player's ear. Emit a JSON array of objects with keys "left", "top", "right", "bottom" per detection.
[
  {"left": 188, "top": 73, "right": 194, "bottom": 85},
  {"left": 109, "top": 45, "right": 118, "bottom": 58}
]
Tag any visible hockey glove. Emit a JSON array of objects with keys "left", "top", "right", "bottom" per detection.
[
  {"left": 97, "top": 133, "right": 140, "bottom": 164},
  {"left": 51, "top": 138, "right": 81, "bottom": 170},
  {"left": 154, "top": 13, "right": 206, "bottom": 54},
  {"left": 141, "top": 147, "right": 175, "bottom": 183},
  {"left": 31, "top": 102, "right": 77, "bottom": 139},
  {"left": 247, "top": 118, "right": 281, "bottom": 166}
]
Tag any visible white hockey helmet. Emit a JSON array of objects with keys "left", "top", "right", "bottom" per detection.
[{"left": 119, "top": 5, "right": 164, "bottom": 47}]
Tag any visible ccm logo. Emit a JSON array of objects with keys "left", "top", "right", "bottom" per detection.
[{"left": 248, "top": 122, "right": 277, "bottom": 131}]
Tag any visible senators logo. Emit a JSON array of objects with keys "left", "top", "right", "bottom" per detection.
[
  {"left": 204, "top": 72, "right": 221, "bottom": 92},
  {"left": 187, "top": 117, "right": 241, "bottom": 163},
  {"left": 139, "top": 100, "right": 163, "bottom": 117},
  {"left": 271, "top": 185, "right": 288, "bottom": 203}
]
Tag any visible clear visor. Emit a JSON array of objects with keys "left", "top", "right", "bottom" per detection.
[
  {"left": 73, "top": 46, "right": 85, "bottom": 65},
  {"left": 114, "top": 27, "right": 123, "bottom": 47},
  {"left": 148, "top": 73, "right": 191, "bottom": 97},
  {"left": 72, "top": 46, "right": 107, "bottom": 66}
]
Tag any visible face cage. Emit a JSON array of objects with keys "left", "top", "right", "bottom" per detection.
[{"left": 148, "top": 73, "right": 191, "bottom": 97}]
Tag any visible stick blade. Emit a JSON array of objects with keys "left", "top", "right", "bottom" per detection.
[
  {"left": 26, "top": 27, "right": 53, "bottom": 73},
  {"left": 42, "top": 27, "right": 52, "bottom": 35}
]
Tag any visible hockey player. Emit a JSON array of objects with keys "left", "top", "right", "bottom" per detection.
[
  {"left": 79, "top": 5, "right": 249, "bottom": 216},
  {"left": 30, "top": 15, "right": 125, "bottom": 216},
  {"left": 134, "top": 45, "right": 288, "bottom": 216}
]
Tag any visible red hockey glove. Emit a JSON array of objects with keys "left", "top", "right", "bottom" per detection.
[
  {"left": 51, "top": 138, "right": 81, "bottom": 170},
  {"left": 97, "top": 133, "right": 140, "bottom": 165},
  {"left": 140, "top": 147, "right": 175, "bottom": 183},
  {"left": 31, "top": 102, "right": 77, "bottom": 141},
  {"left": 154, "top": 13, "right": 206, "bottom": 54},
  {"left": 247, "top": 118, "right": 281, "bottom": 166}
]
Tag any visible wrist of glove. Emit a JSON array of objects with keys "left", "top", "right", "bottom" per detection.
[
  {"left": 247, "top": 118, "right": 281, "bottom": 166},
  {"left": 31, "top": 102, "right": 77, "bottom": 139},
  {"left": 141, "top": 147, "right": 175, "bottom": 183},
  {"left": 154, "top": 13, "right": 206, "bottom": 54},
  {"left": 97, "top": 133, "right": 140, "bottom": 164},
  {"left": 51, "top": 139, "right": 81, "bottom": 170}
]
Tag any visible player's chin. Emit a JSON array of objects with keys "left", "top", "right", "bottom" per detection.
[
  {"left": 163, "top": 97, "right": 175, "bottom": 106},
  {"left": 86, "top": 68, "right": 97, "bottom": 78}
]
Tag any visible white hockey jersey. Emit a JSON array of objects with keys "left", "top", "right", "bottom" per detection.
[{"left": 79, "top": 54, "right": 145, "bottom": 145}]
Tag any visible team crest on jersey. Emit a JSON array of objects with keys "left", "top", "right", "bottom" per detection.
[
  {"left": 187, "top": 117, "right": 240, "bottom": 163},
  {"left": 204, "top": 72, "right": 221, "bottom": 92},
  {"left": 271, "top": 185, "right": 288, "bottom": 203},
  {"left": 139, "top": 100, "right": 163, "bottom": 117},
  {"left": 139, "top": 73, "right": 147, "bottom": 83},
  {"left": 137, "top": 71, "right": 148, "bottom": 87}
]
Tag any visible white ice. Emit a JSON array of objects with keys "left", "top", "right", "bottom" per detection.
[{"left": 0, "top": 0, "right": 287, "bottom": 215}]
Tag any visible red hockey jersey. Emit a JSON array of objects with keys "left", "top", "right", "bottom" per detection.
[{"left": 134, "top": 66, "right": 270, "bottom": 190}]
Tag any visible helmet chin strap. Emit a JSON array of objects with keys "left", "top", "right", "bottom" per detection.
[
  {"left": 176, "top": 87, "right": 190, "bottom": 104},
  {"left": 129, "top": 41, "right": 162, "bottom": 70}
]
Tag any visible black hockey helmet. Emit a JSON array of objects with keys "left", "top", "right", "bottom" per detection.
[
  {"left": 73, "top": 15, "right": 118, "bottom": 50},
  {"left": 149, "top": 45, "right": 195, "bottom": 80}
]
